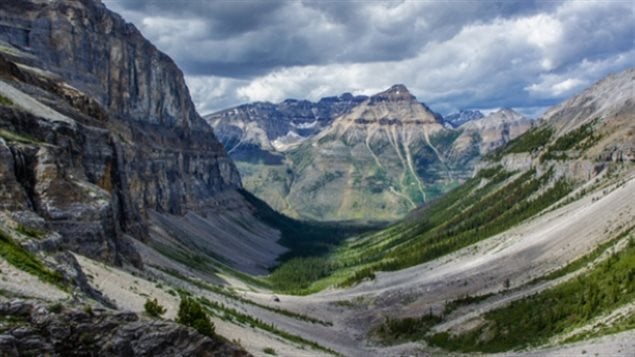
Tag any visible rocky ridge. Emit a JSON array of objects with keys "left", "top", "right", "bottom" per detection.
[
  {"left": 205, "top": 92, "right": 367, "bottom": 159},
  {"left": 452, "top": 108, "right": 534, "bottom": 157}
]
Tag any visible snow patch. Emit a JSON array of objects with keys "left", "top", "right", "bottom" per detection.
[
  {"left": 271, "top": 130, "right": 306, "bottom": 151},
  {"left": 291, "top": 120, "right": 318, "bottom": 129}
]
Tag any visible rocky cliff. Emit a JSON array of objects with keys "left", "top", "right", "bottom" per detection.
[
  {"left": 451, "top": 108, "right": 533, "bottom": 158},
  {"left": 0, "top": 0, "right": 263, "bottom": 272},
  {"left": 443, "top": 109, "right": 484, "bottom": 128}
]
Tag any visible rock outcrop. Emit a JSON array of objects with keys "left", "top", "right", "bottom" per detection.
[
  {"left": 451, "top": 108, "right": 533, "bottom": 157},
  {"left": 0, "top": 299, "right": 249, "bottom": 357}
]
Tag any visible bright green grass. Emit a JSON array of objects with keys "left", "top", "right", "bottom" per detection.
[{"left": 0, "top": 229, "right": 65, "bottom": 288}]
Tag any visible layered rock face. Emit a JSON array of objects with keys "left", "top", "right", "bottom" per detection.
[
  {"left": 0, "top": 0, "right": 242, "bottom": 266},
  {"left": 279, "top": 85, "right": 450, "bottom": 221}
]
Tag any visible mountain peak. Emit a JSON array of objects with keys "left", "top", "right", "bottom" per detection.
[
  {"left": 387, "top": 84, "right": 410, "bottom": 93},
  {"left": 372, "top": 84, "right": 416, "bottom": 101}
]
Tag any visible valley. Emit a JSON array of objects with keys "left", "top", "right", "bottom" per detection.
[{"left": 0, "top": 1, "right": 633, "bottom": 357}]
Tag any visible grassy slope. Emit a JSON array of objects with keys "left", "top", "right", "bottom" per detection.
[
  {"left": 0, "top": 229, "right": 65, "bottom": 289},
  {"left": 428, "top": 234, "right": 635, "bottom": 353},
  {"left": 264, "top": 163, "right": 573, "bottom": 294}
]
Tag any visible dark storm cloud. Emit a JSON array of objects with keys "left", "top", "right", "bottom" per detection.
[
  {"left": 103, "top": 0, "right": 634, "bottom": 116},
  {"left": 104, "top": 0, "right": 562, "bottom": 78}
]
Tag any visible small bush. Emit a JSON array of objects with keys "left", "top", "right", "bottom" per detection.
[
  {"left": 144, "top": 298, "right": 166, "bottom": 318},
  {"left": 176, "top": 297, "right": 215, "bottom": 337},
  {"left": 263, "top": 347, "right": 277, "bottom": 355}
]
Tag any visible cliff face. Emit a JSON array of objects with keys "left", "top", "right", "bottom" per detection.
[{"left": 0, "top": 0, "right": 242, "bottom": 266}]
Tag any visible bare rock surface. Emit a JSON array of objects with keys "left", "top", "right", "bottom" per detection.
[{"left": 0, "top": 299, "right": 250, "bottom": 357}]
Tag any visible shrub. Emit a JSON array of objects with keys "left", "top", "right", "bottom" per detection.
[
  {"left": 176, "top": 297, "right": 215, "bottom": 337},
  {"left": 144, "top": 298, "right": 166, "bottom": 318},
  {"left": 263, "top": 347, "right": 277, "bottom": 355}
]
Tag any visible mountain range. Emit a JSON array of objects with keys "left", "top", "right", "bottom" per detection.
[
  {"left": 207, "top": 85, "right": 533, "bottom": 221},
  {"left": 0, "top": 1, "right": 633, "bottom": 356}
]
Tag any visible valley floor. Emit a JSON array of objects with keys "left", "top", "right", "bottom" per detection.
[{"left": 9, "top": 171, "right": 630, "bottom": 356}]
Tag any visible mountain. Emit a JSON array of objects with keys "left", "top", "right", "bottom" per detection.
[
  {"left": 205, "top": 92, "right": 367, "bottom": 160},
  {"left": 0, "top": 0, "right": 318, "bottom": 278},
  {"left": 209, "top": 85, "right": 532, "bottom": 222},
  {"left": 450, "top": 107, "right": 534, "bottom": 158},
  {"left": 0, "top": 1, "right": 633, "bottom": 355},
  {"left": 278, "top": 84, "right": 451, "bottom": 221},
  {"left": 443, "top": 109, "right": 484, "bottom": 128}
]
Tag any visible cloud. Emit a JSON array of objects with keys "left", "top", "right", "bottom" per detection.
[{"left": 103, "top": 0, "right": 635, "bottom": 117}]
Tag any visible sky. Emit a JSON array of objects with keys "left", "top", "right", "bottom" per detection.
[{"left": 102, "top": 0, "right": 635, "bottom": 117}]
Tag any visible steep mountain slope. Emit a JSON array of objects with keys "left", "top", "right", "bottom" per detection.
[
  {"left": 0, "top": 2, "right": 377, "bottom": 354},
  {"left": 280, "top": 84, "right": 451, "bottom": 221},
  {"left": 213, "top": 85, "right": 532, "bottom": 222},
  {"left": 0, "top": 0, "right": 301, "bottom": 277}
]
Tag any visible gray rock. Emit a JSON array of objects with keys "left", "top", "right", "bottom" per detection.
[{"left": 0, "top": 299, "right": 250, "bottom": 357}]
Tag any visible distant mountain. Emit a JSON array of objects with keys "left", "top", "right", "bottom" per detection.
[
  {"left": 450, "top": 108, "right": 533, "bottom": 159},
  {"left": 204, "top": 93, "right": 367, "bottom": 161},
  {"left": 444, "top": 109, "right": 484, "bottom": 128},
  {"left": 208, "top": 85, "right": 532, "bottom": 221},
  {"left": 276, "top": 84, "right": 448, "bottom": 221}
]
